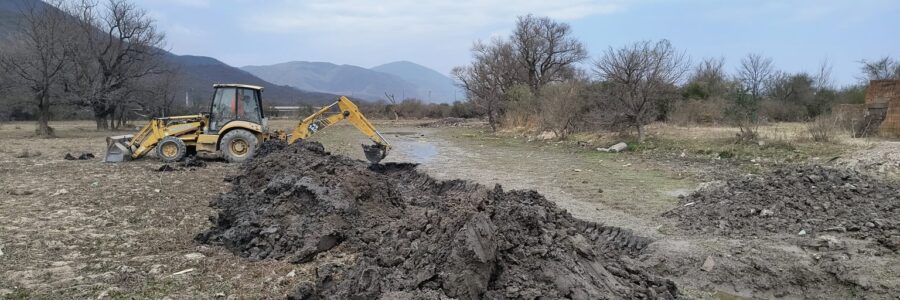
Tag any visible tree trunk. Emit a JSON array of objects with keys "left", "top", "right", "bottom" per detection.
[
  {"left": 95, "top": 113, "right": 108, "bottom": 130},
  {"left": 487, "top": 108, "right": 497, "bottom": 132},
  {"left": 636, "top": 123, "right": 645, "bottom": 143},
  {"left": 36, "top": 92, "right": 52, "bottom": 137}
]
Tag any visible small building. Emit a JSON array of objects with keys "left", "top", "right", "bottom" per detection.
[{"left": 867, "top": 80, "right": 900, "bottom": 137}]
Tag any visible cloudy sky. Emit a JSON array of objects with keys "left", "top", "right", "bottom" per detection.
[{"left": 134, "top": 0, "right": 900, "bottom": 86}]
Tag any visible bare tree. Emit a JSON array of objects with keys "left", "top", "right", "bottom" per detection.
[
  {"left": 453, "top": 38, "right": 522, "bottom": 131},
  {"left": 593, "top": 39, "right": 690, "bottom": 142},
  {"left": 0, "top": 0, "right": 72, "bottom": 136},
  {"left": 814, "top": 58, "right": 834, "bottom": 90},
  {"left": 384, "top": 92, "right": 399, "bottom": 120},
  {"left": 683, "top": 57, "right": 730, "bottom": 100},
  {"left": 539, "top": 80, "right": 586, "bottom": 139},
  {"left": 737, "top": 53, "right": 775, "bottom": 100},
  {"left": 859, "top": 57, "right": 900, "bottom": 81},
  {"left": 512, "top": 15, "right": 588, "bottom": 92},
  {"left": 66, "top": 0, "right": 166, "bottom": 130},
  {"left": 129, "top": 67, "right": 181, "bottom": 118}
]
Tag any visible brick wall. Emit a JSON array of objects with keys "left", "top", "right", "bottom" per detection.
[
  {"left": 880, "top": 98, "right": 900, "bottom": 137},
  {"left": 866, "top": 80, "right": 900, "bottom": 108},
  {"left": 863, "top": 80, "right": 900, "bottom": 137}
]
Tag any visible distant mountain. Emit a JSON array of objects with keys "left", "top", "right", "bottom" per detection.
[
  {"left": 0, "top": 0, "right": 337, "bottom": 107},
  {"left": 371, "top": 61, "right": 462, "bottom": 103},
  {"left": 243, "top": 61, "right": 460, "bottom": 103},
  {"left": 243, "top": 61, "right": 422, "bottom": 102},
  {"left": 165, "top": 55, "right": 338, "bottom": 106},
  {"left": 0, "top": 0, "right": 45, "bottom": 42}
]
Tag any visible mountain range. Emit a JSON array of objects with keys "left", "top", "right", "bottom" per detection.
[
  {"left": 242, "top": 61, "right": 462, "bottom": 103},
  {"left": 0, "top": 0, "right": 460, "bottom": 107}
]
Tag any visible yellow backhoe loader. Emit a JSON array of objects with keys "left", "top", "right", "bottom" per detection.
[{"left": 104, "top": 84, "right": 390, "bottom": 163}]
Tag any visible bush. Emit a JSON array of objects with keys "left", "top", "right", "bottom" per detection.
[
  {"left": 806, "top": 115, "right": 838, "bottom": 142},
  {"left": 669, "top": 98, "right": 727, "bottom": 125},
  {"left": 759, "top": 99, "right": 807, "bottom": 122}
]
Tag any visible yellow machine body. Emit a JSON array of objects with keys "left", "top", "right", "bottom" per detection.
[{"left": 105, "top": 84, "right": 390, "bottom": 163}]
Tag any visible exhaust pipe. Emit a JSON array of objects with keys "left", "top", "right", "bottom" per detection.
[{"left": 105, "top": 135, "right": 134, "bottom": 163}]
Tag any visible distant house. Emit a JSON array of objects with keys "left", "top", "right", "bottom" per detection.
[{"left": 864, "top": 80, "right": 900, "bottom": 137}]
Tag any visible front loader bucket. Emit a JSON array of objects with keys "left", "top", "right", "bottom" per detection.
[
  {"left": 105, "top": 135, "right": 134, "bottom": 163},
  {"left": 363, "top": 144, "right": 388, "bottom": 164}
]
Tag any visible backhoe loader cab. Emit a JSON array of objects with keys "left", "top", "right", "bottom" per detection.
[{"left": 104, "top": 83, "right": 391, "bottom": 164}]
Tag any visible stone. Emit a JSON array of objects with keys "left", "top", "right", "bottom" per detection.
[
  {"left": 700, "top": 256, "right": 715, "bottom": 272},
  {"left": 608, "top": 142, "right": 628, "bottom": 153},
  {"left": 184, "top": 252, "right": 205, "bottom": 260}
]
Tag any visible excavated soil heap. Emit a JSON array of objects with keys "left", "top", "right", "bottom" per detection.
[
  {"left": 665, "top": 165, "right": 900, "bottom": 248},
  {"left": 198, "top": 142, "right": 677, "bottom": 299}
]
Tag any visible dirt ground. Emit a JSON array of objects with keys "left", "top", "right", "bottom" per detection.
[{"left": 1, "top": 119, "right": 898, "bottom": 299}]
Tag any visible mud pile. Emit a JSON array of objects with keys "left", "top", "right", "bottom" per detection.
[
  {"left": 198, "top": 142, "right": 677, "bottom": 299},
  {"left": 665, "top": 165, "right": 900, "bottom": 246}
]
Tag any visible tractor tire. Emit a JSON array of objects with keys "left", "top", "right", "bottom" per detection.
[
  {"left": 156, "top": 136, "right": 187, "bottom": 163},
  {"left": 221, "top": 129, "right": 258, "bottom": 163}
]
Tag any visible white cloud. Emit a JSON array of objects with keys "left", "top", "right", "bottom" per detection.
[{"left": 241, "top": 0, "right": 625, "bottom": 38}]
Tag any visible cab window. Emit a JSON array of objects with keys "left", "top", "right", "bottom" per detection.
[
  {"left": 238, "top": 88, "right": 261, "bottom": 123},
  {"left": 210, "top": 87, "right": 237, "bottom": 131}
]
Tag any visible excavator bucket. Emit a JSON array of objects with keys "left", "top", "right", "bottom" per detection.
[
  {"left": 105, "top": 135, "right": 134, "bottom": 162},
  {"left": 363, "top": 144, "right": 388, "bottom": 164}
]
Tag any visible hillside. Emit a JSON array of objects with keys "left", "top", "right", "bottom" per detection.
[
  {"left": 371, "top": 61, "right": 462, "bottom": 103},
  {"left": 242, "top": 61, "right": 424, "bottom": 101},
  {"left": 165, "top": 55, "right": 338, "bottom": 106},
  {"left": 0, "top": 0, "right": 337, "bottom": 107}
]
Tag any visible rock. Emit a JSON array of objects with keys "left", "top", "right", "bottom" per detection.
[
  {"left": 184, "top": 252, "right": 205, "bottom": 260},
  {"left": 700, "top": 256, "right": 715, "bottom": 272},
  {"left": 148, "top": 264, "right": 163, "bottom": 275},
  {"left": 0, "top": 245, "right": 4, "bottom": 256},
  {"left": 573, "top": 169, "right": 582, "bottom": 172},
  {"left": 215, "top": 292, "right": 226, "bottom": 298},
  {"left": 798, "top": 230, "right": 807, "bottom": 236},
  {"left": 597, "top": 188, "right": 604, "bottom": 193},
  {"left": 823, "top": 226, "right": 847, "bottom": 233},
  {"left": 608, "top": 142, "right": 628, "bottom": 153},
  {"left": 50, "top": 189, "right": 68, "bottom": 197},
  {"left": 760, "top": 209, "right": 774, "bottom": 217},
  {"left": 287, "top": 270, "right": 296, "bottom": 277},
  {"left": 537, "top": 131, "right": 557, "bottom": 140},
  {"left": 118, "top": 265, "right": 137, "bottom": 273}
]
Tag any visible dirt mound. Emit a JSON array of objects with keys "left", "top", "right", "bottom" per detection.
[
  {"left": 180, "top": 156, "right": 207, "bottom": 168},
  {"left": 197, "top": 141, "right": 677, "bottom": 299},
  {"left": 664, "top": 165, "right": 900, "bottom": 247}
]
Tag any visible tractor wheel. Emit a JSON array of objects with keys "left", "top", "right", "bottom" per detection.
[
  {"left": 156, "top": 136, "right": 187, "bottom": 163},
  {"left": 221, "top": 129, "right": 258, "bottom": 163}
]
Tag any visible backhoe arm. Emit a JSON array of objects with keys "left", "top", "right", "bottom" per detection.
[{"left": 289, "top": 96, "right": 391, "bottom": 162}]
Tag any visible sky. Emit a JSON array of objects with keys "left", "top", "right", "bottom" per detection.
[{"left": 133, "top": 0, "right": 900, "bottom": 86}]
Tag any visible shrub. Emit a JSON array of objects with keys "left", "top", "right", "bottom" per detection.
[
  {"left": 806, "top": 115, "right": 838, "bottom": 142},
  {"left": 669, "top": 98, "right": 727, "bottom": 125},
  {"left": 759, "top": 99, "right": 807, "bottom": 122}
]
